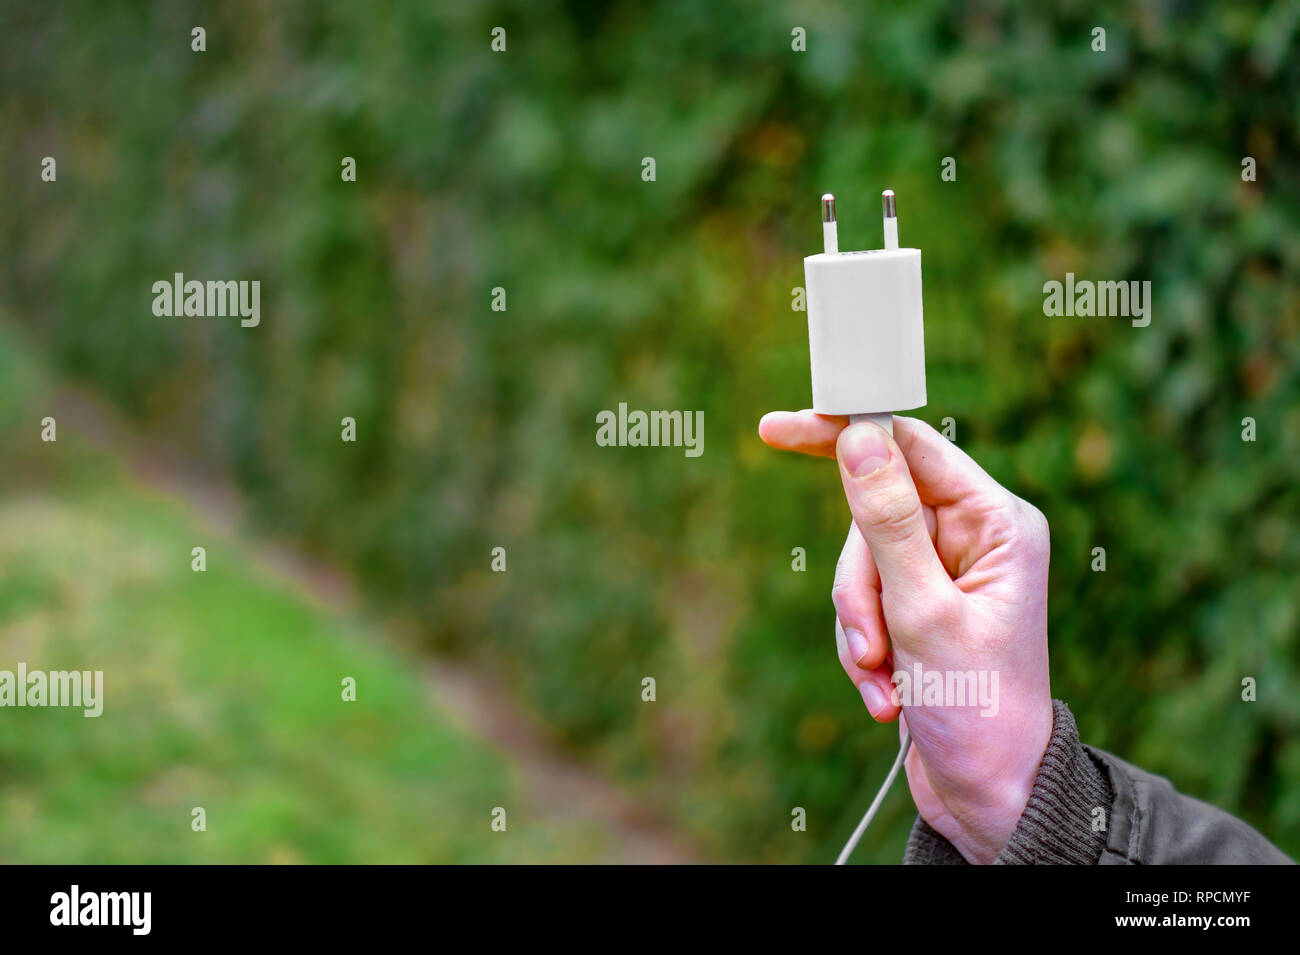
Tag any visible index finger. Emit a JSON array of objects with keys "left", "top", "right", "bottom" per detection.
[
  {"left": 762, "top": 411, "right": 1007, "bottom": 512},
  {"left": 758, "top": 409, "right": 849, "bottom": 459}
]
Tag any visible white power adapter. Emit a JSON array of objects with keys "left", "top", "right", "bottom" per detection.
[
  {"left": 804, "top": 191, "right": 926, "bottom": 436},
  {"left": 804, "top": 190, "right": 926, "bottom": 864}
]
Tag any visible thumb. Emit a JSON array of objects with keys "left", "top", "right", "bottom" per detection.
[{"left": 836, "top": 421, "right": 956, "bottom": 610}]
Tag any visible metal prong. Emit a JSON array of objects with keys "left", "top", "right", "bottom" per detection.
[
  {"left": 821, "top": 193, "right": 836, "bottom": 223},
  {"left": 882, "top": 190, "right": 899, "bottom": 250}
]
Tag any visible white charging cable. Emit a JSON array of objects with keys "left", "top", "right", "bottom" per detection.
[{"left": 835, "top": 731, "right": 911, "bottom": 865}]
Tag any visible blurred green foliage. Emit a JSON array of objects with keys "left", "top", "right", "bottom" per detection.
[
  {"left": 2, "top": 0, "right": 1298, "bottom": 862},
  {"left": 0, "top": 326, "right": 645, "bottom": 863}
]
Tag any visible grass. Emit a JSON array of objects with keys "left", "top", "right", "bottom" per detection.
[{"left": 0, "top": 323, "right": 620, "bottom": 863}]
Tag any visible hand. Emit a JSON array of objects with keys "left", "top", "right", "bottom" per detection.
[{"left": 759, "top": 411, "right": 1054, "bottom": 864}]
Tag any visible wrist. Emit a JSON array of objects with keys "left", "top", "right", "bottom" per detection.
[
  {"left": 941, "top": 699, "right": 1054, "bottom": 864},
  {"left": 993, "top": 699, "right": 1115, "bottom": 865},
  {"left": 956, "top": 764, "right": 1042, "bottom": 863}
]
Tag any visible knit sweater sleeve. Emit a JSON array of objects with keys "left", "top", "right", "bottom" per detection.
[{"left": 902, "top": 699, "right": 1114, "bottom": 865}]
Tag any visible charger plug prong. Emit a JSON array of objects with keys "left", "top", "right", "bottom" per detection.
[
  {"left": 882, "top": 189, "right": 898, "bottom": 251},
  {"left": 821, "top": 193, "right": 838, "bottom": 254}
]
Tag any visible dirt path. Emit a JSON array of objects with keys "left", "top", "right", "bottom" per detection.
[{"left": 54, "top": 384, "right": 698, "bottom": 864}]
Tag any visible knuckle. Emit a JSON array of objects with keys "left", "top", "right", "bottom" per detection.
[
  {"left": 830, "top": 576, "right": 860, "bottom": 619},
  {"left": 1012, "top": 498, "right": 1051, "bottom": 558},
  {"left": 859, "top": 484, "right": 923, "bottom": 542},
  {"left": 833, "top": 623, "right": 856, "bottom": 674}
]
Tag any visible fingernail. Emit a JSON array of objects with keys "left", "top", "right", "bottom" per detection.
[
  {"left": 844, "top": 628, "right": 872, "bottom": 669},
  {"left": 840, "top": 423, "right": 890, "bottom": 477},
  {"left": 860, "top": 682, "right": 887, "bottom": 717}
]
